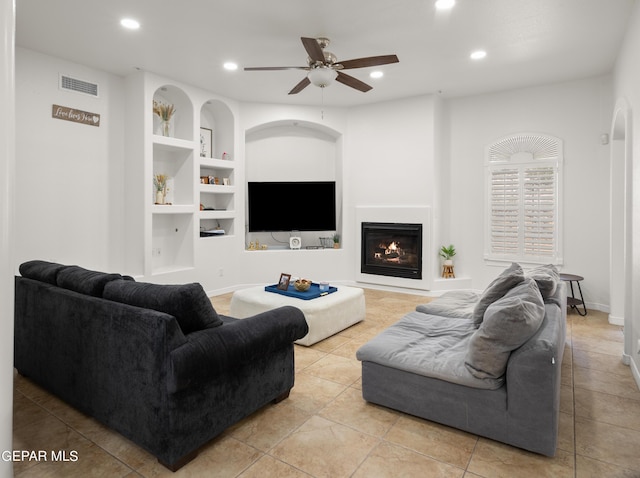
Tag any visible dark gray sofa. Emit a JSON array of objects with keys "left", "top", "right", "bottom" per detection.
[
  {"left": 357, "top": 263, "right": 566, "bottom": 456},
  {"left": 14, "top": 260, "right": 308, "bottom": 471}
]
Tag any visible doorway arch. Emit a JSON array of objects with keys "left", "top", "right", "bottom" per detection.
[{"left": 609, "top": 97, "right": 632, "bottom": 362}]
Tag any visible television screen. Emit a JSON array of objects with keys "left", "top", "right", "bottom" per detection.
[{"left": 248, "top": 181, "right": 336, "bottom": 232}]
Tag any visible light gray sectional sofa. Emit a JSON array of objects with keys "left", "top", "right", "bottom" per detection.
[{"left": 356, "top": 263, "right": 566, "bottom": 456}]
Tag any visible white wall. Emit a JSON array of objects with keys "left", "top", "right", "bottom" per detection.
[
  {"left": 613, "top": 0, "right": 640, "bottom": 385},
  {"left": 0, "top": 0, "right": 14, "bottom": 475},
  {"left": 11, "top": 49, "right": 616, "bottom": 307},
  {"left": 444, "top": 76, "right": 612, "bottom": 308},
  {"left": 347, "top": 95, "right": 440, "bottom": 287},
  {"left": 15, "top": 48, "right": 125, "bottom": 271}
]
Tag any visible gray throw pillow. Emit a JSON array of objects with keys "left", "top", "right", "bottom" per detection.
[
  {"left": 465, "top": 278, "right": 545, "bottom": 379},
  {"left": 472, "top": 262, "right": 524, "bottom": 324},
  {"left": 524, "top": 264, "right": 559, "bottom": 299}
]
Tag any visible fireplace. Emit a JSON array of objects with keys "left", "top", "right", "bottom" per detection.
[{"left": 361, "top": 222, "right": 423, "bottom": 279}]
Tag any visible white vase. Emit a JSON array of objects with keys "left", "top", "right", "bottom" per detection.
[
  {"left": 444, "top": 259, "right": 453, "bottom": 266},
  {"left": 155, "top": 190, "right": 164, "bottom": 204}
]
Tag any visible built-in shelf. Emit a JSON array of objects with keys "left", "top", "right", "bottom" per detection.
[
  {"left": 153, "top": 135, "right": 195, "bottom": 151},
  {"left": 152, "top": 205, "right": 194, "bottom": 214}
]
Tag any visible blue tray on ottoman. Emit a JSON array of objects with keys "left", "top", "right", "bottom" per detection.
[{"left": 265, "top": 282, "right": 338, "bottom": 300}]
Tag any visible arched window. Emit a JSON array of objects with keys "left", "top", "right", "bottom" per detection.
[{"left": 484, "top": 133, "right": 563, "bottom": 264}]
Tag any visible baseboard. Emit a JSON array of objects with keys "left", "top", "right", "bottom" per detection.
[
  {"left": 629, "top": 355, "right": 640, "bottom": 391},
  {"left": 608, "top": 314, "right": 624, "bottom": 326}
]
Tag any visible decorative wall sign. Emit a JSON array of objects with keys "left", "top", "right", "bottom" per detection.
[{"left": 51, "top": 104, "right": 100, "bottom": 127}]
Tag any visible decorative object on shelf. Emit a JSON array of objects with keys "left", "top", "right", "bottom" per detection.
[
  {"left": 200, "top": 176, "right": 209, "bottom": 184},
  {"left": 247, "top": 240, "right": 268, "bottom": 251},
  {"left": 289, "top": 236, "right": 302, "bottom": 249},
  {"left": 332, "top": 233, "right": 340, "bottom": 249},
  {"left": 319, "top": 237, "right": 332, "bottom": 248},
  {"left": 223, "top": 178, "right": 230, "bottom": 186},
  {"left": 222, "top": 152, "right": 229, "bottom": 160},
  {"left": 200, "top": 127, "right": 213, "bottom": 158},
  {"left": 153, "top": 173, "right": 168, "bottom": 205},
  {"left": 294, "top": 278, "right": 312, "bottom": 292},
  {"left": 153, "top": 100, "right": 175, "bottom": 137},
  {"left": 277, "top": 273, "right": 291, "bottom": 290},
  {"left": 439, "top": 244, "right": 456, "bottom": 278}
]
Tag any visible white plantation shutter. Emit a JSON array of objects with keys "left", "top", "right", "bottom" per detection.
[
  {"left": 490, "top": 168, "right": 519, "bottom": 255},
  {"left": 485, "top": 134, "right": 562, "bottom": 264}
]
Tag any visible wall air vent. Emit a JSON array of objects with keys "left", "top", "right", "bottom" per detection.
[{"left": 59, "top": 75, "right": 99, "bottom": 97}]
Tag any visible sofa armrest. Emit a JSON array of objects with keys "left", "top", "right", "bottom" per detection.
[
  {"left": 168, "top": 306, "right": 308, "bottom": 393},
  {"left": 503, "top": 301, "right": 565, "bottom": 455}
]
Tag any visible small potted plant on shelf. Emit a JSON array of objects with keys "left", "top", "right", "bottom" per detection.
[
  {"left": 332, "top": 233, "right": 340, "bottom": 249},
  {"left": 153, "top": 100, "right": 176, "bottom": 137}
]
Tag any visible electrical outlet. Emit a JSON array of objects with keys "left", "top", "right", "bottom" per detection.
[
  {"left": 218, "top": 268, "right": 224, "bottom": 277},
  {"left": 152, "top": 248, "right": 161, "bottom": 257}
]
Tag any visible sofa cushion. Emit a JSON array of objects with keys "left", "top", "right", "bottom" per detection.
[
  {"left": 472, "top": 262, "right": 524, "bottom": 324},
  {"left": 416, "top": 290, "right": 480, "bottom": 320},
  {"left": 19, "top": 260, "right": 66, "bottom": 285},
  {"left": 56, "top": 265, "right": 124, "bottom": 297},
  {"left": 465, "top": 278, "right": 545, "bottom": 379},
  {"left": 103, "top": 280, "right": 222, "bottom": 334},
  {"left": 524, "top": 264, "right": 559, "bottom": 299}
]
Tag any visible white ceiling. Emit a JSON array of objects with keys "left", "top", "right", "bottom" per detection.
[{"left": 15, "top": 0, "right": 636, "bottom": 107}]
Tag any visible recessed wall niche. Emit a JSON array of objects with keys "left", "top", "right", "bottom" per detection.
[{"left": 245, "top": 120, "right": 343, "bottom": 249}]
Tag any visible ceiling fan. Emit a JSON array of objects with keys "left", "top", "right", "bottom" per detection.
[{"left": 244, "top": 37, "right": 399, "bottom": 95}]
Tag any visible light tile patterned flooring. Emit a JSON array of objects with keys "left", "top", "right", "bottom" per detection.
[{"left": 12, "top": 288, "right": 640, "bottom": 477}]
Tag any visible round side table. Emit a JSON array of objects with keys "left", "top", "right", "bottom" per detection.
[{"left": 559, "top": 273, "right": 587, "bottom": 316}]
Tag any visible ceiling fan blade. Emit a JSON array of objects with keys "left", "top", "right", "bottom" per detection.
[
  {"left": 288, "top": 76, "right": 311, "bottom": 95},
  {"left": 301, "top": 37, "right": 325, "bottom": 63},
  {"left": 336, "top": 71, "right": 372, "bottom": 92},
  {"left": 338, "top": 55, "right": 399, "bottom": 70},
  {"left": 244, "top": 66, "right": 308, "bottom": 71}
]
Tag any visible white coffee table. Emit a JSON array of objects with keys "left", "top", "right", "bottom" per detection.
[{"left": 230, "top": 285, "right": 366, "bottom": 346}]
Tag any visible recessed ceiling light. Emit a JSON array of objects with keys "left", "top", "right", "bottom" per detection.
[
  {"left": 370, "top": 71, "right": 384, "bottom": 79},
  {"left": 470, "top": 50, "right": 487, "bottom": 60},
  {"left": 223, "top": 62, "right": 238, "bottom": 71},
  {"left": 120, "top": 18, "right": 140, "bottom": 30},
  {"left": 435, "top": 0, "right": 455, "bottom": 10}
]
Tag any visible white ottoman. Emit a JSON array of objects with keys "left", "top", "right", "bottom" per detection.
[{"left": 230, "top": 285, "right": 366, "bottom": 346}]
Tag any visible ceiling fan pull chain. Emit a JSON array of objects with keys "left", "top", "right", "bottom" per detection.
[{"left": 321, "top": 87, "right": 325, "bottom": 120}]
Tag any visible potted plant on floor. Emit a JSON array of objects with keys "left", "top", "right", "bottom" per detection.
[
  {"left": 439, "top": 244, "right": 456, "bottom": 278},
  {"left": 439, "top": 244, "right": 456, "bottom": 265}
]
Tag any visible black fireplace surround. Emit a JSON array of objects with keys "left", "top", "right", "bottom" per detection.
[{"left": 361, "top": 222, "right": 423, "bottom": 279}]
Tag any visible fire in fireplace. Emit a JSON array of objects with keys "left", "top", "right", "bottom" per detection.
[{"left": 361, "top": 222, "right": 422, "bottom": 279}]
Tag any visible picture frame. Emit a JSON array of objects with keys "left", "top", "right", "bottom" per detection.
[
  {"left": 277, "top": 273, "right": 291, "bottom": 290},
  {"left": 200, "top": 127, "right": 213, "bottom": 158}
]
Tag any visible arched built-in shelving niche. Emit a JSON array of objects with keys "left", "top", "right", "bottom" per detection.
[
  {"left": 198, "top": 99, "right": 237, "bottom": 237},
  {"left": 245, "top": 120, "right": 343, "bottom": 248},
  {"left": 200, "top": 100, "right": 234, "bottom": 160},
  {"left": 152, "top": 85, "right": 193, "bottom": 140}
]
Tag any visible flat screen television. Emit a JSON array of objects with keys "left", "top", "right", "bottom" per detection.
[{"left": 248, "top": 181, "right": 336, "bottom": 232}]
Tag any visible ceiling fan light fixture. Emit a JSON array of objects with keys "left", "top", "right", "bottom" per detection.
[
  {"left": 370, "top": 71, "right": 384, "bottom": 79},
  {"left": 308, "top": 67, "right": 338, "bottom": 88}
]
